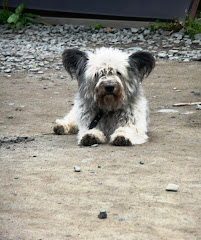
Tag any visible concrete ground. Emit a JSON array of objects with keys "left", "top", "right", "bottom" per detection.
[{"left": 0, "top": 61, "right": 201, "bottom": 240}]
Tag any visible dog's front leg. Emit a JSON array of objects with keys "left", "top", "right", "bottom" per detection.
[
  {"left": 54, "top": 106, "right": 78, "bottom": 135},
  {"left": 78, "top": 127, "right": 106, "bottom": 146},
  {"left": 110, "top": 125, "right": 148, "bottom": 146}
]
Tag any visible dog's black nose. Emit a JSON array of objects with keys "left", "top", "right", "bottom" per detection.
[{"left": 104, "top": 85, "right": 115, "bottom": 93}]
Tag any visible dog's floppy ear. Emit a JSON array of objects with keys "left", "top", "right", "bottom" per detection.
[
  {"left": 62, "top": 49, "right": 88, "bottom": 79},
  {"left": 129, "top": 51, "right": 155, "bottom": 80}
]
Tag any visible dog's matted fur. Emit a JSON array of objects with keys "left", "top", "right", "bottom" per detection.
[{"left": 54, "top": 47, "right": 155, "bottom": 146}]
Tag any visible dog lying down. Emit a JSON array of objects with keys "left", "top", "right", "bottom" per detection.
[{"left": 54, "top": 47, "right": 155, "bottom": 146}]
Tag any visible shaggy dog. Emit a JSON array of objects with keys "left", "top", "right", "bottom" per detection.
[{"left": 54, "top": 48, "right": 155, "bottom": 146}]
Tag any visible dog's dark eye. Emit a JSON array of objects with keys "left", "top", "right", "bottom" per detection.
[{"left": 117, "top": 71, "right": 121, "bottom": 76}]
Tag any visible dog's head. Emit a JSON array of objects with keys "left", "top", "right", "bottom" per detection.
[{"left": 62, "top": 48, "right": 155, "bottom": 111}]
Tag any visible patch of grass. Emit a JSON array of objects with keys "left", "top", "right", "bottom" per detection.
[
  {"left": 91, "top": 23, "right": 103, "bottom": 30},
  {"left": 0, "top": 2, "right": 40, "bottom": 29},
  {"left": 149, "top": 13, "right": 201, "bottom": 39},
  {"left": 0, "top": 8, "right": 12, "bottom": 23}
]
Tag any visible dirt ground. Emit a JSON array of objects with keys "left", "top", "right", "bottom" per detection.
[{"left": 0, "top": 61, "right": 201, "bottom": 240}]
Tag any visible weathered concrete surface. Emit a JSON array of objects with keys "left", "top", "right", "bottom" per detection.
[{"left": 0, "top": 61, "right": 201, "bottom": 240}]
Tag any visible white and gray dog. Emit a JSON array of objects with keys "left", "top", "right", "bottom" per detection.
[{"left": 54, "top": 47, "right": 155, "bottom": 146}]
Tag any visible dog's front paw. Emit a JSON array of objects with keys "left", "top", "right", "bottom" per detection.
[
  {"left": 54, "top": 125, "right": 66, "bottom": 135},
  {"left": 80, "top": 134, "right": 101, "bottom": 146},
  {"left": 54, "top": 118, "right": 78, "bottom": 135},
  {"left": 79, "top": 129, "right": 106, "bottom": 146},
  {"left": 111, "top": 135, "right": 132, "bottom": 146}
]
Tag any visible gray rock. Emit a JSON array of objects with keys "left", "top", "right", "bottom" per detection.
[
  {"left": 29, "top": 68, "right": 41, "bottom": 72},
  {"left": 157, "top": 52, "right": 167, "bottom": 58},
  {"left": 177, "top": 35, "right": 183, "bottom": 40},
  {"left": 178, "top": 28, "right": 184, "bottom": 36},
  {"left": 173, "top": 40, "right": 180, "bottom": 44},
  {"left": 143, "top": 29, "right": 151, "bottom": 35},
  {"left": 186, "top": 39, "right": 192, "bottom": 45},
  {"left": 168, "top": 50, "right": 179, "bottom": 55},
  {"left": 98, "top": 210, "right": 107, "bottom": 219},
  {"left": 131, "top": 28, "right": 139, "bottom": 33},
  {"left": 191, "top": 55, "right": 201, "bottom": 61},
  {"left": 126, "top": 47, "right": 143, "bottom": 54},
  {"left": 194, "top": 33, "right": 201, "bottom": 40},
  {"left": 192, "top": 40, "right": 201, "bottom": 44},
  {"left": 169, "top": 56, "right": 180, "bottom": 61},
  {"left": 4, "top": 69, "right": 12, "bottom": 73},
  {"left": 183, "top": 58, "right": 190, "bottom": 62}
]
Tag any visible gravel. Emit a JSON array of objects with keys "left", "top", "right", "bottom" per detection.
[
  {"left": 0, "top": 23, "right": 201, "bottom": 74},
  {"left": 0, "top": 136, "right": 35, "bottom": 144}
]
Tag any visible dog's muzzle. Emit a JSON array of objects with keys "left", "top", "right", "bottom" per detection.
[{"left": 95, "top": 78, "right": 124, "bottom": 111}]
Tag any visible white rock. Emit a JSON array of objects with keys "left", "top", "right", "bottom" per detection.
[
  {"left": 74, "top": 166, "right": 81, "bottom": 172},
  {"left": 91, "top": 144, "right": 98, "bottom": 147},
  {"left": 81, "top": 160, "right": 88, "bottom": 163},
  {"left": 166, "top": 184, "right": 179, "bottom": 191},
  {"left": 179, "top": 111, "right": 194, "bottom": 115},
  {"left": 157, "top": 109, "right": 178, "bottom": 113},
  {"left": 196, "top": 105, "right": 201, "bottom": 110}
]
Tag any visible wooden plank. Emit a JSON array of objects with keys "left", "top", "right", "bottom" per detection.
[
  {"left": 190, "top": 0, "right": 200, "bottom": 18},
  {"left": 173, "top": 102, "right": 201, "bottom": 107}
]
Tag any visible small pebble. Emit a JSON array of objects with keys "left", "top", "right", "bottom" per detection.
[
  {"left": 179, "top": 111, "right": 194, "bottom": 115},
  {"left": 91, "top": 144, "right": 98, "bottom": 147},
  {"left": 98, "top": 210, "right": 107, "bottom": 219},
  {"left": 4, "top": 69, "right": 12, "bottom": 73},
  {"left": 158, "top": 109, "right": 178, "bottom": 113},
  {"left": 74, "top": 166, "right": 81, "bottom": 172},
  {"left": 166, "top": 183, "right": 179, "bottom": 192},
  {"left": 139, "top": 161, "right": 144, "bottom": 165},
  {"left": 196, "top": 104, "right": 201, "bottom": 110}
]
